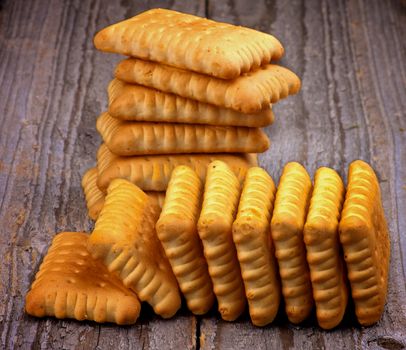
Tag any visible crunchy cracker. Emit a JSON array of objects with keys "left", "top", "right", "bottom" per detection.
[
  {"left": 94, "top": 8, "right": 284, "bottom": 79},
  {"left": 270, "top": 162, "right": 313, "bottom": 324},
  {"left": 232, "top": 167, "right": 281, "bottom": 326},
  {"left": 96, "top": 144, "right": 257, "bottom": 192},
  {"left": 81, "top": 167, "right": 166, "bottom": 220},
  {"left": 88, "top": 179, "right": 181, "bottom": 318},
  {"left": 97, "top": 112, "right": 270, "bottom": 156},
  {"left": 304, "top": 167, "right": 348, "bottom": 329},
  {"left": 339, "top": 160, "right": 390, "bottom": 326},
  {"left": 108, "top": 79, "right": 274, "bottom": 127},
  {"left": 25, "top": 232, "right": 141, "bottom": 325},
  {"left": 115, "top": 58, "right": 300, "bottom": 113},
  {"left": 156, "top": 166, "right": 214, "bottom": 314},
  {"left": 197, "top": 161, "right": 246, "bottom": 321}
]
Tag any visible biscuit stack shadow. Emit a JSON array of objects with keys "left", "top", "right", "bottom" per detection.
[{"left": 82, "top": 8, "right": 301, "bottom": 220}]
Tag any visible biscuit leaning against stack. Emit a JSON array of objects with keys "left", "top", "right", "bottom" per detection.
[{"left": 81, "top": 8, "right": 301, "bottom": 219}]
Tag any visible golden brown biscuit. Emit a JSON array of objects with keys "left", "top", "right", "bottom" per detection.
[
  {"left": 87, "top": 179, "right": 181, "bottom": 318},
  {"left": 270, "top": 162, "right": 313, "bottom": 324},
  {"left": 97, "top": 112, "right": 270, "bottom": 156},
  {"left": 156, "top": 166, "right": 214, "bottom": 314},
  {"left": 82, "top": 167, "right": 105, "bottom": 220},
  {"left": 304, "top": 167, "right": 348, "bottom": 329},
  {"left": 25, "top": 232, "right": 141, "bottom": 325},
  {"left": 232, "top": 167, "right": 281, "bottom": 326},
  {"left": 94, "top": 8, "right": 284, "bottom": 79},
  {"left": 339, "top": 160, "right": 390, "bottom": 326},
  {"left": 81, "top": 167, "right": 166, "bottom": 220},
  {"left": 108, "top": 79, "right": 274, "bottom": 127},
  {"left": 96, "top": 144, "right": 257, "bottom": 192},
  {"left": 116, "top": 59, "right": 300, "bottom": 113},
  {"left": 197, "top": 161, "right": 246, "bottom": 321}
]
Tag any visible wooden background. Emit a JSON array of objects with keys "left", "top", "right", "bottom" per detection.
[{"left": 0, "top": 0, "right": 405, "bottom": 349}]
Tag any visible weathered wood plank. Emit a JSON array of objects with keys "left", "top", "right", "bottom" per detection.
[
  {"left": 0, "top": 0, "right": 204, "bottom": 349},
  {"left": 200, "top": 0, "right": 406, "bottom": 349}
]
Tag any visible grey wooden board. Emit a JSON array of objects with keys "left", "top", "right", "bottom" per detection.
[{"left": 0, "top": 0, "right": 405, "bottom": 349}]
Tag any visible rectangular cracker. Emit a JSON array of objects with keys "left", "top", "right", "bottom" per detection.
[
  {"left": 339, "top": 160, "right": 390, "bottom": 326},
  {"left": 232, "top": 167, "right": 280, "bottom": 326},
  {"left": 270, "top": 162, "right": 313, "bottom": 324},
  {"left": 88, "top": 179, "right": 181, "bottom": 318},
  {"left": 97, "top": 112, "right": 270, "bottom": 156},
  {"left": 116, "top": 58, "right": 301, "bottom": 113},
  {"left": 108, "top": 79, "right": 274, "bottom": 127},
  {"left": 96, "top": 143, "right": 258, "bottom": 192},
  {"left": 197, "top": 160, "right": 246, "bottom": 321},
  {"left": 156, "top": 166, "right": 214, "bottom": 315},
  {"left": 81, "top": 167, "right": 165, "bottom": 220},
  {"left": 25, "top": 232, "right": 141, "bottom": 325},
  {"left": 303, "top": 167, "right": 348, "bottom": 329},
  {"left": 94, "top": 8, "right": 284, "bottom": 79}
]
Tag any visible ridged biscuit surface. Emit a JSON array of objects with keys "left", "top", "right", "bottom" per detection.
[
  {"left": 25, "top": 232, "right": 141, "bottom": 325},
  {"left": 96, "top": 144, "right": 257, "bottom": 192},
  {"left": 339, "top": 160, "right": 390, "bottom": 326},
  {"left": 156, "top": 166, "right": 214, "bottom": 314},
  {"left": 97, "top": 112, "right": 270, "bottom": 155},
  {"left": 197, "top": 161, "right": 246, "bottom": 321},
  {"left": 82, "top": 167, "right": 105, "bottom": 220},
  {"left": 232, "top": 167, "right": 281, "bottom": 326},
  {"left": 304, "top": 167, "right": 348, "bottom": 329},
  {"left": 81, "top": 167, "right": 166, "bottom": 220},
  {"left": 116, "top": 59, "right": 300, "bottom": 113},
  {"left": 108, "top": 79, "right": 274, "bottom": 127},
  {"left": 94, "top": 8, "right": 284, "bottom": 79},
  {"left": 270, "top": 162, "right": 313, "bottom": 324},
  {"left": 88, "top": 179, "right": 181, "bottom": 318}
]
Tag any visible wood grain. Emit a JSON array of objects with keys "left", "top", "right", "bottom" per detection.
[{"left": 0, "top": 0, "right": 405, "bottom": 349}]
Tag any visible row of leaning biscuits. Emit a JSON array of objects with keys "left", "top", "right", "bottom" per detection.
[{"left": 26, "top": 159, "right": 390, "bottom": 329}]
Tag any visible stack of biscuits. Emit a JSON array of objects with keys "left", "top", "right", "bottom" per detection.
[{"left": 82, "top": 8, "right": 301, "bottom": 220}]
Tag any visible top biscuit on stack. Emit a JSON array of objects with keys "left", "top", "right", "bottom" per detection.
[{"left": 90, "top": 8, "right": 300, "bottom": 197}]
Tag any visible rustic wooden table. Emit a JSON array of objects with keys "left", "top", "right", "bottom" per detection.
[{"left": 0, "top": 0, "right": 405, "bottom": 349}]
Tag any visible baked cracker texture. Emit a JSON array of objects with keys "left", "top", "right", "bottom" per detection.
[
  {"left": 97, "top": 112, "right": 270, "bottom": 156},
  {"left": 304, "top": 167, "right": 348, "bottom": 329},
  {"left": 25, "top": 232, "right": 141, "bottom": 325},
  {"left": 115, "top": 58, "right": 300, "bottom": 113},
  {"left": 156, "top": 166, "right": 214, "bottom": 314},
  {"left": 81, "top": 167, "right": 166, "bottom": 220},
  {"left": 270, "top": 162, "right": 313, "bottom": 324},
  {"left": 96, "top": 143, "right": 257, "bottom": 192},
  {"left": 108, "top": 79, "right": 274, "bottom": 127},
  {"left": 82, "top": 167, "right": 105, "bottom": 220},
  {"left": 94, "top": 8, "right": 284, "bottom": 79},
  {"left": 197, "top": 160, "right": 246, "bottom": 321},
  {"left": 339, "top": 160, "right": 390, "bottom": 326},
  {"left": 232, "top": 167, "right": 281, "bottom": 326},
  {"left": 87, "top": 179, "right": 181, "bottom": 318}
]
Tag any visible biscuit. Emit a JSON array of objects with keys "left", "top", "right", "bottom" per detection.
[
  {"left": 156, "top": 166, "right": 214, "bottom": 314},
  {"left": 108, "top": 79, "right": 274, "bottom": 127},
  {"left": 81, "top": 167, "right": 166, "bottom": 220},
  {"left": 25, "top": 232, "right": 141, "bottom": 325},
  {"left": 270, "top": 162, "right": 313, "bottom": 324},
  {"left": 197, "top": 161, "right": 246, "bottom": 321},
  {"left": 96, "top": 144, "right": 258, "bottom": 192},
  {"left": 94, "top": 8, "right": 284, "bottom": 79},
  {"left": 339, "top": 160, "right": 390, "bottom": 326},
  {"left": 97, "top": 112, "right": 270, "bottom": 156},
  {"left": 87, "top": 179, "right": 181, "bottom": 318},
  {"left": 232, "top": 167, "right": 281, "bottom": 326},
  {"left": 116, "top": 58, "right": 301, "bottom": 113},
  {"left": 304, "top": 167, "right": 348, "bottom": 329},
  {"left": 82, "top": 167, "right": 105, "bottom": 220}
]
